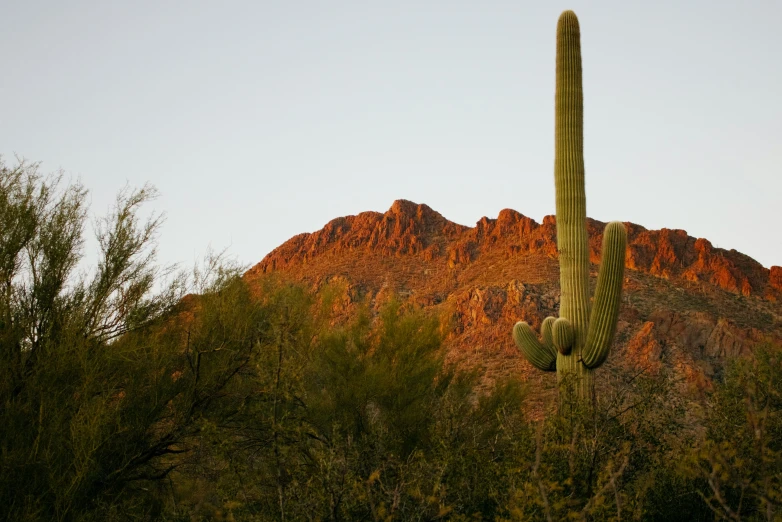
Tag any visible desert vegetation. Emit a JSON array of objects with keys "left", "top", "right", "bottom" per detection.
[
  {"left": 3, "top": 8, "right": 781, "bottom": 521},
  {"left": 1, "top": 158, "right": 781, "bottom": 521}
]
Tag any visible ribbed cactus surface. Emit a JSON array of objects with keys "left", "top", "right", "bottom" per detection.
[{"left": 513, "top": 11, "right": 627, "bottom": 400}]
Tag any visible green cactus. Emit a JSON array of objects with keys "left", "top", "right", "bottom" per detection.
[{"left": 513, "top": 10, "right": 627, "bottom": 400}]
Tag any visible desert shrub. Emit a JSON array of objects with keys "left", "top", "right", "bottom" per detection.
[
  {"left": 0, "top": 159, "right": 253, "bottom": 521},
  {"left": 685, "top": 342, "right": 782, "bottom": 521},
  {"left": 495, "top": 364, "right": 699, "bottom": 521}
]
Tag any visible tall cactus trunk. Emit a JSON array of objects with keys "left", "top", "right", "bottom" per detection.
[
  {"left": 554, "top": 11, "right": 593, "bottom": 396},
  {"left": 512, "top": 11, "right": 627, "bottom": 403}
]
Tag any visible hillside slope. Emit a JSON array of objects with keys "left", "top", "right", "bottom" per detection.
[{"left": 245, "top": 200, "right": 782, "bottom": 393}]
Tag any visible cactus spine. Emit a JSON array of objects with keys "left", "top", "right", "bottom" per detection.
[{"left": 513, "top": 10, "right": 627, "bottom": 400}]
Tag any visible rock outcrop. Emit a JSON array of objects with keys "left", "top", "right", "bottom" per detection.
[{"left": 251, "top": 200, "right": 780, "bottom": 300}]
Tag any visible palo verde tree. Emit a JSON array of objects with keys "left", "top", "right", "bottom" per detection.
[
  {"left": 513, "top": 11, "right": 627, "bottom": 400},
  {"left": 0, "top": 158, "right": 254, "bottom": 521}
]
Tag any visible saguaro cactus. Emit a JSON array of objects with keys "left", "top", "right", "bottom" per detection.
[{"left": 513, "top": 10, "right": 627, "bottom": 400}]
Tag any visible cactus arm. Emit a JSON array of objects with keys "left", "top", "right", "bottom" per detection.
[
  {"left": 513, "top": 322, "right": 556, "bottom": 371},
  {"left": 541, "top": 316, "right": 556, "bottom": 353},
  {"left": 582, "top": 221, "right": 627, "bottom": 368},
  {"left": 552, "top": 318, "right": 574, "bottom": 354}
]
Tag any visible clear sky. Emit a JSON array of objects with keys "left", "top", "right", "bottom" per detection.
[{"left": 2, "top": 1, "right": 781, "bottom": 271}]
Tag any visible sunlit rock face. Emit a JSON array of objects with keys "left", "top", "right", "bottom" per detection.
[{"left": 245, "top": 200, "right": 782, "bottom": 391}]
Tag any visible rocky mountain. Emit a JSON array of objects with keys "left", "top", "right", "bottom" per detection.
[{"left": 244, "top": 199, "right": 782, "bottom": 394}]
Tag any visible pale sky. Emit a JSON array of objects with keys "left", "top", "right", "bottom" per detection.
[{"left": 2, "top": 1, "right": 780, "bottom": 272}]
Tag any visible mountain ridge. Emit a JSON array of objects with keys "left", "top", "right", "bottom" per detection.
[
  {"left": 249, "top": 199, "right": 782, "bottom": 299},
  {"left": 244, "top": 199, "right": 782, "bottom": 393}
]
